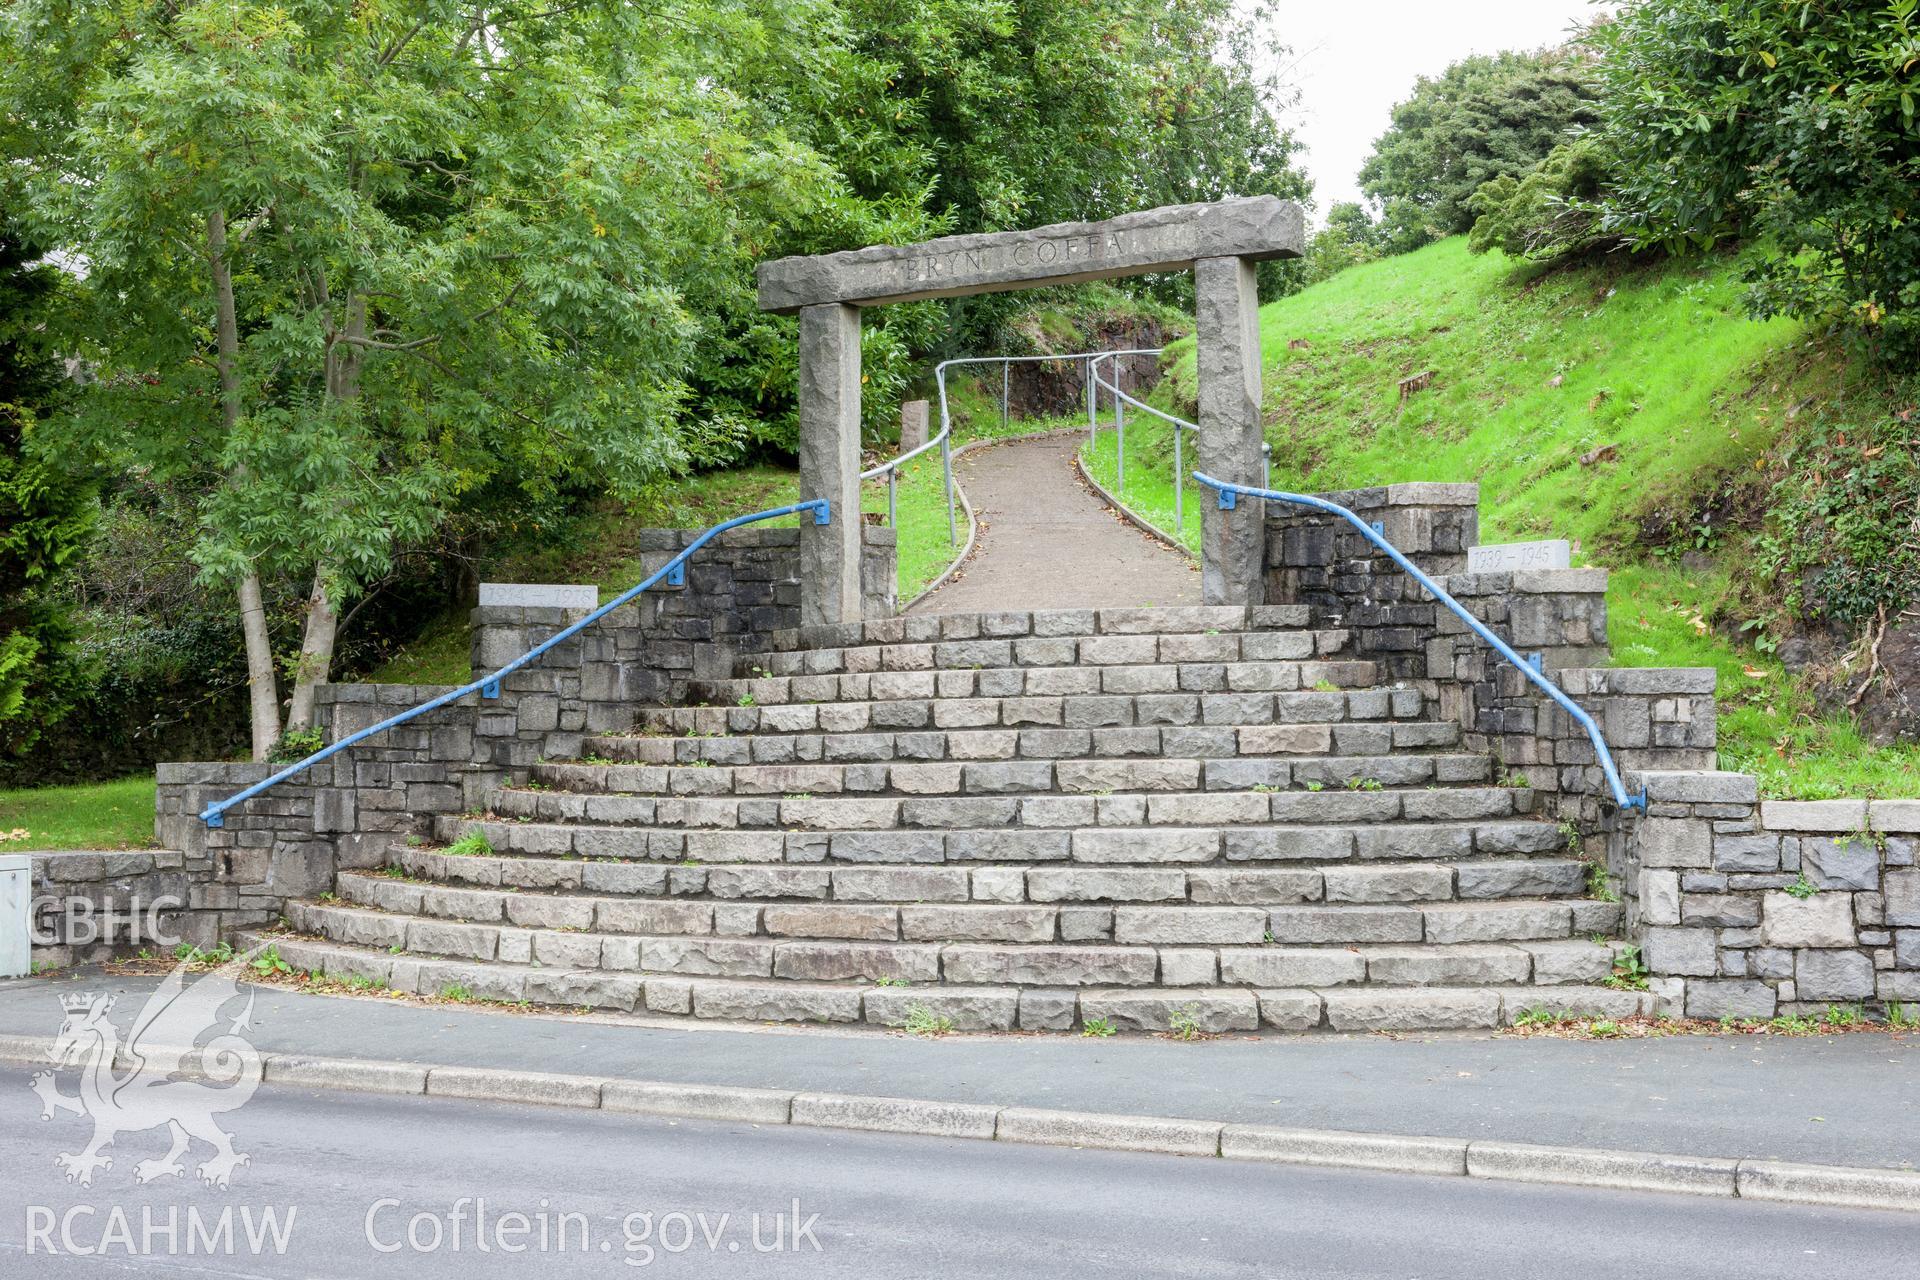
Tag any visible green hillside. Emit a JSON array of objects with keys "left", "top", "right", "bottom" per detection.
[{"left": 1085, "top": 237, "right": 1919, "bottom": 800}]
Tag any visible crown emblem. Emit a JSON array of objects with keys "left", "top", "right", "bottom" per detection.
[{"left": 59, "top": 993, "right": 107, "bottom": 1014}]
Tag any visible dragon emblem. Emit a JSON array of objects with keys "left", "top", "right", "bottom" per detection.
[{"left": 30, "top": 952, "right": 263, "bottom": 1188}]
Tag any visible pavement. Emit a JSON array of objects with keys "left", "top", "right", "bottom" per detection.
[
  {"left": 3, "top": 970, "right": 1914, "bottom": 1177},
  {"left": 2, "top": 1065, "right": 1913, "bottom": 1278},
  {"left": 915, "top": 431, "right": 1199, "bottom": 613}
]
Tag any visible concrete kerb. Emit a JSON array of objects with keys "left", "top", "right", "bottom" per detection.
[{"left": 4, "top": 1036, "right": 1917, "bottom": 1213}]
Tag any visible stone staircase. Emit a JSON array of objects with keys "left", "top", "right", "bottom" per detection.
[{"left": 260, "top": 605, "right": 1646, "bottom": 1034}]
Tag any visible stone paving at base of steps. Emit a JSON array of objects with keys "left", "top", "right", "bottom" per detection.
[
  {"left": 915, "top": 432, "right": 1199, "bottom": 614},
  {"left": 4, "top": 973, "right": 1911, "bottom": 1172}
]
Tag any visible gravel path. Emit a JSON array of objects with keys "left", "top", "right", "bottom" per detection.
[{"left": 914, "top": 431, "right": 1199, "bottom": 613}]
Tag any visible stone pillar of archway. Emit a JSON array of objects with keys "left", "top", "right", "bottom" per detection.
[
  {"left": 797, "top": 303, "right": 863, "bottom": 627},
  {"left": 1195, "top": 255, "right": 1266, "bottom": 606}
]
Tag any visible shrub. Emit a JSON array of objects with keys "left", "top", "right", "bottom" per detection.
[
  {"left": 1592, "top": 0, "right": 1920, "bottom": 364},
  {"left": 1468, "top": 135, "right": 1622, "bottom": 263},
  {"left": 1756, "top": 415, "right": 1920, "bottom": 628}
]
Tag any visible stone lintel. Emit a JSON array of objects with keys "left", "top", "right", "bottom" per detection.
[{"left": 757, "top": 197, "right": 1305, "bottom": 314}]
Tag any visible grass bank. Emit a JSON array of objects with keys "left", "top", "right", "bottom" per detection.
[{"left": 1091, "top": 237, "right": 1920, "bottom": 799}]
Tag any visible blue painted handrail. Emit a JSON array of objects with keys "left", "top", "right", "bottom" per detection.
[
  {"left": 201, "top": 498, "right": 833, "bottom": 828},
  {"left": 1192, "top": 472, "right": 1647, "bottom": 813}
]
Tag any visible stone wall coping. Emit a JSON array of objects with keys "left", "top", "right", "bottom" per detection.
[
  {"left": 1868, "top": 799, "right": 1920, "bottom": 832},
  {"left": 1438, "top": 568, "right": 1607, "bottom": 597},
  {"left": 315, "top": 683, "right": 466, "bottom": 705},
  {"left": 27, "top": 850, "right": 168, "bottom": 871},
  {"left": 1633, "top": 771, "right": 1759, "bottom": 805},
  {"left": 477, "top": 583, "right": 599, "bottom": 609},
  {"left": 1745, "top": 797, "right": 1920, "bottom": 834},
  {"left": 155, "top": 761, "right": 273, "bottom": 786},
  {"left": 1558, "top": 668, "right": 1718, "bottom": 696},
  {"left": 1261, "top": 482, "right": 1479, "bottom": 515},
  {"left": 1758, "top": 799, "right": 1869, "bottom": 833}
]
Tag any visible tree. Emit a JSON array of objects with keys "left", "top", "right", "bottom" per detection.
[
  {"left": 1590, "top": 0, "right": 1920, "bottom": 364},
  {"left": 2, "top": 0, "right": 854, "bottom": 756},
  {"left": 1297, "top": 202, "right": 1386, "bottom": 286},
  {"left": 0, "top": 217, "right": 92, "bottom": 754},
  {"left": 1359, "top": 48, "right": 1599, "bottom": 255},
  {"left": 705, "top": 0, "right": 1312, "bottom": 441}
]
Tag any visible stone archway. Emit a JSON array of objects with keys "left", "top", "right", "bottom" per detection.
[{"left": 757, "top": 197, "right": 1305, "bottom": 626}]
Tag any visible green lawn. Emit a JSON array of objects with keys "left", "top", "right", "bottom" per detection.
[
  {"left": 0, "top": 775, "right": 158, "bottom": 850},
  {"left": 1079, "top": 418, "right": 1202, "bottom": 554}
]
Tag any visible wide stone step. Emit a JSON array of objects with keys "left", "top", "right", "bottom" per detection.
[
  {"left": 520, "top": 752, "right": 1495, "bottom": 802},
  {"left": 581, "top": 721, "right": 1464, "bottom": 766},
  {"left": 296, "top": 895, "right": 1619, "bottom": 978},
  {"left": 461, "top": 785, "right": 1534, "bottom": 837},
  {"left": 435, "top": 813, "right": 1566, "bottom": 865},
  {"left": 248, "top": 932, "right": 1648, "bottom": 1031},
  {"left": 729, "top": 629, "right": 1351, "bottom": 679},
  {"left": 638, "top": 687, "right": 1428, "bottom": 736},
  {"left": 751, "top": 605, "right": 1316, "bottom": 657},
  {"left": 738, "top": 627, "right": 1353, "bottom": 678},
  {"left": 388, "top": 847, "right": 1593, "bottom": 905},
  {"left": 696, "top": 659, "right": 1379, "bottom": 711},
  {"left": 336, "top": 858, "right": 1592, "bottom": 931}
]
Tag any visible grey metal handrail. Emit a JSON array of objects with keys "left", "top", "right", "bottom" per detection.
[
  {"left": 1087, "top": 352, "right": 1268, "bottom": 536},
  {"left": 1193, "top": 471, "right": 1647, "bottom": 813},
  {"left": 200, "top": 497, "right": 833, "bottom": 828},
  {"left": 864, "top": 349, "right": 1178, "bottom": 545}
]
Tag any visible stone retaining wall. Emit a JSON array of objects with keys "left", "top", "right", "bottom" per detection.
[
  {"left": 1619, "top": 773, "right": 1920, "bottom": 1019},
  {"left": 27, "top": 849, "right": 222, "bottom": 968},
  {"left": 144, "top": 526, "right": 896, "bottom": 945},
  {"left": 1263, "top": 485, "right": 1714, "bottom": 819},
  {"left": 1262, "top": 482, "right": 1477, "bottom": 680}
]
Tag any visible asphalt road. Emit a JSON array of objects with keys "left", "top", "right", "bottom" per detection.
[
  {"left": 7, "top": 973, "right": 1915, "bottom": 1171},
  {"left": 0, "top": 1068, "right": 1914, "bottom": 1278}
]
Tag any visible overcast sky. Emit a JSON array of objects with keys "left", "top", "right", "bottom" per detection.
[{"left": 1252, "top": 1, "right": 1607, "bottom": 217}]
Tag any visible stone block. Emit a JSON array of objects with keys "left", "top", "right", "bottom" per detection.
[
  {"left": 1641, "top": 926, "right": 1718, "bottom": 977},
  {"left": 1018, "top": 988, "right": 1078, "bottom": 1031},
  {"left": 1112, "top": 906, "right": 1267, "bottom": 945},
  {"left": 1637, "top": 818, "right": 1712, "bottom": 869},
  {"left": 1760, "top": 799, "right": 1867, "bottom": 833},
  {"left": 1077, "top": 989, "right": 1259, "bottom": 1034},
  {"left": 1637, "top": 870, "right": 1680, "bottom": 926},
  {"left": 1802, "top": 838, "right": 1881, "bottom": 892},
  {"left": 1683, "top": 978, "right": 1777, "bottom": 1020},
  {"left": 1761, "top": 893, "right": 1857, "bottom": 948},
  {"left": 1321, "top": 988, "right": 1501, "bottom": 1031},
  {"left": 940, "top": 944, "right": 1156, "bottom": 987},
  {"left": 1219, "top": 948, "right": 1364, "bottom": 987},
  {"left": 1714, "top": 835, "right": 1781, "bottom": 873},
  {"left": 1795, "top": 949, "right": 1875, "bottom": 999},
  {"left": 1883, "top": 870, "right": 1920, "bottom": 926}
]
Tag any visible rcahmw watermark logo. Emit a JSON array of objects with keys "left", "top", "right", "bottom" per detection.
[{"left": 30, "top": 953, "right": 263, "bottom": 1187}]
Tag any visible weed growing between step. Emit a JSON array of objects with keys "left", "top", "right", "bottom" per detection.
[
  {"left": 1505, "top": 1004, "right": 1920, "bottom": 1040},
  {"left": 902, "top": 1004, "right": 954, "bottom": 1038}
]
